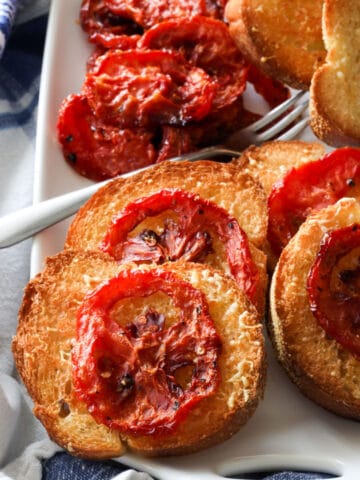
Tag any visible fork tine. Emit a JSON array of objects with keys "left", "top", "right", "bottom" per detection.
[
  {"left": 255, "top": 100, "right": 309, "bottom": 143},
  {"left": 277, "top": 117, "right": 309, "bottom": 141},
  {"left": 245, "top": 90, "right": 308, "bottom": 132}
]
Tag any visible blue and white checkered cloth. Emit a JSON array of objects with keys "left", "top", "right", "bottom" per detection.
[{"left": 0, "top": 2, "right": 332, "bottom": 479}]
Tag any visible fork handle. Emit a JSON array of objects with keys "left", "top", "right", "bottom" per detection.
[
  {"left": 0, "top": 182, "right": 103, "bottom": 248},
  {"left": 0, "top": 147, "right": 242, "bottom": 248}
]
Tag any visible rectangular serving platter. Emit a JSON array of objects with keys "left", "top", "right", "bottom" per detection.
[{"left": 31, "top": 1, "right": 359, "bottom": 478}]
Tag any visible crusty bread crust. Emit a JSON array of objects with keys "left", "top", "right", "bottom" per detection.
[
  {"left": 13, "top": 251, "right": 125, "bottom": 459},
  {"left": 310, "top": 0, "right": 360, "bottom": 146},
  {"left": 225, "top": 0, "right": 325, "bottom": 89},
  {"left": 13, "top": 251, "right": 266, "bottom": 458},
  {"left": 66, "top": 159, "right": 267, "bottom": 250},
  {"left": 233, "top": 140, "right": 326, "bottom": 271},
  {"left": 269, "top": 198, "right": 360, "bottom": 419},
  {"left": 65, "top": 159, "right": 268, "bottom": 316}
]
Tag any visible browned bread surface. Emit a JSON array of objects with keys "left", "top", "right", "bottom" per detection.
[
  {"left": 65, "top": 159, "right": 267, "bottom": 250},
  {"left": 65, "top": 159, "right": 268, "bottom": 315},
  {"left": 234, "top": 140, "right": 326, "bottom": 196},
  {"left": 233, "top": 140, "right": 326, "bottom": 271},
  {"left": 13, "top": 251, "right": 266, "bottom": 458},
  {"left": 270, "top": 198, "right": 360, "bottom": 419},
  {"left": 225, "top": 0, "right": 325, "bottom": 89},
  {"left": 13, "top": 251, "right": 124, "bottom": 459},
  {"left": 310, "top": 0, "right": 360, "bottom": 146}
]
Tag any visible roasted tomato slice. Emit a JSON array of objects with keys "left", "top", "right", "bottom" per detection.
[
  {"left": 307, "top": 224, "right": 360, "bottom": 359},
  {"left": 83, "top": 49, "right": 216, "bottom": 128},
  {"left": 57, "top": 94, "right": 157, "bottom": 181},
  {"left": 139, "top": 16, "right": 248, "bottom": 110},
  {"left": 80, "top": 0, "right": 142, "bottom": 49},
  {"left": 156, "top": 126, "right": 195, "bottom": 163},
  {"left": 72, "top": 268, "right": 221, "bottom": 435},
  {"left": 247, "top": 65, "right": 290, "bottom": 109},
  {"left": 105, "top": 0, "right": 223, "bottom": 30},
  {"left": 100, "top": 188, "right": 259, "bottom": 302},
  {"left": 268, "top": 147, "right": 360, "bottom": 255}
]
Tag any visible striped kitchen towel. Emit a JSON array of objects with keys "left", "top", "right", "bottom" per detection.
[{"left": 0, "top": 0, "right": 18, "bottom": 57}]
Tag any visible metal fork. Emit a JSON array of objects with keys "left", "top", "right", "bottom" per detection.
[{"left": 0, "top": 91, "right": 309, "bottom": 248}]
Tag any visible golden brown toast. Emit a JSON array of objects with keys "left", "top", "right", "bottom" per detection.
[
  {"left": 66, "top": 159, "right": 267, "bottom": 250},
  {"left": 269, "top": 198, "right": 360, "bottom": 419},
  {"left": 234, "top": 140, "right": 326, "bottom": 196},
  {"left": 225, "top": 0, "right": 326, "bottom": 89},
  {"left": 310, "top": 0, "right": 360, "bottom": 146},
  {"left": 65, "top": 160, "right": 268, "bottom": 315},
  {"left": 232, "top": 140, "right": 326, "bottom": 271},
  {"left": 12, "top": 251, "right": 266, "bottom": 458}
]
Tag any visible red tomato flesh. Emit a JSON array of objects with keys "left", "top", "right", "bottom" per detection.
[
  {"left": 105, "top": 0, "right": 224, "bottom": 30},
  {"left": 139, "top": 16, "right": 248, "bottom": 110},
  {"left": 307, "top": 224, "right": 360, "bottom": 359},
  {"left": 72, "top": 268, "right": 222, "bottom": 435},
  {"left": 80, "top": 0, "right": 142, "bottom": 49},
  {"left": 268, "top": 147, "right": 360, "bottom": 255},
  {"left": 57, "top": 94, "right": 157, "bottom": 181},
  {"left": 100, "top": 188, "right": 259, "bottom": 302},
  {"left": 83, "top": 49, "right": 216, "bottom": 127}
]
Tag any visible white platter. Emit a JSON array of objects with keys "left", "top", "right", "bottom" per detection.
[{"left": 32, "top": 1, "right": 359, "bottom": 479}]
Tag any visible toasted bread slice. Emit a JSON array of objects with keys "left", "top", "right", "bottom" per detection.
[
  {"left": 13, "top": 251, "right": 266, "bottom": 458},
  {"left": 65, "top": 160, "right": 268, "bottom": 315},
  {"left": 310, "top": 0, "right": 360, "bottom": 146},
  {"left": 235, "top": 140, "right": 326, "bottom": 196},
  {"left": 233, "top": 140, "right": 326, "bottom": 271},
  {"left": 225, "top": 0, "right": 326, "bottom": 89},
  {"left": 66, "top": 160, "right": 267, "bottom": 250},
  {"left": 270, "top": 198, "right": 360, "bottom": 419}
]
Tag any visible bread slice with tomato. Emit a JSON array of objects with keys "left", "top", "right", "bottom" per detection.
[
  {"left": 12, "top": 250, "right": 266, "bottom": 458},
  {"left": 310, "top": 0, "right": 360, "bottom": 146},
  {"left": 231, "top": 140, "right": 326, "bottom": 270},
  {"left": 65, "top": 160, "right": 268, "bottom": 315},
  {"left": 235, "top": 144, "right": 360, "bottom": 272},
  {"left": 269, "top": 198, "right": 360, "bottom": 419},
  {"left": 225, "top": 0, "right": 326, "bottom": 89},
  {"left": 235, "top": 140, "right": 326, "bottom": 197}
]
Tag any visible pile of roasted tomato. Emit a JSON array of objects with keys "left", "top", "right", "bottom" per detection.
[{"left": 57, "top": 0, "right": 289, "bottom": 181}]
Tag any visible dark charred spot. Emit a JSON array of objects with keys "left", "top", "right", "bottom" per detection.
[
  {"left": 198, "top": 208, "right": 204, "bottom": 215},
  {"left": 116, "top": 373, "right": 135, "bottom": 393},
  {"left": 58, "top": 399, "right": 70, "bottom": 418},
  {"left": 65, "top": 134, "right": 73, "bottom": 143},
  {"left": 346, "top": 178, "right": 356, "bottom": 187},
  {"left": 169, "top": 381, "right": 183, "bottom": 396},
  {"left": 67, "top": 152, "right": 77, "bottom": 163},
  {"left": 140, "top": 229, "right": 160, "bottom": 247},
  {"left": 339, "top": 269, "right": 353, "bottom": 284},
  {"left": 228, "top": 221, "right": 234, "bottom": 229}
]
